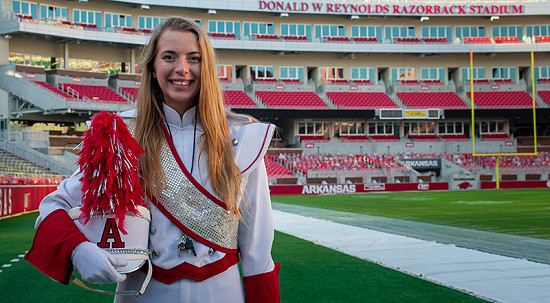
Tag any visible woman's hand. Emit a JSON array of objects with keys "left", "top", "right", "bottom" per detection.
[{"left": 71, "top": 242, "right": 128, "bottom": 284}]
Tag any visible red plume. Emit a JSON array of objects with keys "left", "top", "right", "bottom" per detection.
[{"left": 76, "top": 111, "right": 146, "bottom": 234}]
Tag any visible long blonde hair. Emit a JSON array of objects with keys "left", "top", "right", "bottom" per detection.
[{"left": 135, "top": 16, "right": 242, "bottom": 215}]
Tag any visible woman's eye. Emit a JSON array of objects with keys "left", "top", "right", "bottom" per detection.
[
  {"left": 162, "top": 55, "right": 175, "bottom": 61},
  {"left": 189, "top": 56, "right": 201, "bottom": 63}
]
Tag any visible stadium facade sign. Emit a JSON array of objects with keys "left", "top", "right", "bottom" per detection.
[
  {"left": 301, "top": 184, "right": 356, "bottom": 195},
  {"left": 258, "top": 1, "right": 525, "bottom": 16},
  {"left": 401, "top": 159, "right": 441, "bottom": 169}
]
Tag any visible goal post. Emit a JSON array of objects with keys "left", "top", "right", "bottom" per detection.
[{"left": 469, "top": 50, "right": 538, "bottom": 187}]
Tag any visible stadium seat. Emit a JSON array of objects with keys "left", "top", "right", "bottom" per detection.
[
  {"left": 468, "top": 91, "right": 535, "bottom": 109},
  {"left": 327, "top": 92, "right": 398, "bottom": 109},
  {"left": 255, "top": 91, "right": 329, "bottom": 109},
  {"left": 222, "top": 90, "right": 258, "bottom": 108},
  {"left": 463, "top": 37, "right": 491, "bottom": 44},
  {"left": 120, "top": 87, "right": 139, "bottom": 102},
  {"left": 60, "top": 83, "right": 129, "bottom": 104},
  {"left": 397, "top": 92, "right": 468, "bottom": 109},
  {"left": 493, "top": 37, "right": 521, "bottom": 44},
  {"left": 351, "top": 37, "right": 379, "bottom": 43},
  {"left": 537, "top": 91, "right": 550, "bottom": 106},
  {"left": 264, "top": 155, "right": 294, "bottom": 177},
  {"left": 34, "top": 81, "right": 73, "bottom": 99}
]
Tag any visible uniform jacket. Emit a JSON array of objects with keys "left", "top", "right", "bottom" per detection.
[{"left": 25, "top": 105, "right": 280, "bottom": 303}]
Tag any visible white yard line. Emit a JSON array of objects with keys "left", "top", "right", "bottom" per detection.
[{"left": 273, "top": 210, "right": 550, "bottom": 303}]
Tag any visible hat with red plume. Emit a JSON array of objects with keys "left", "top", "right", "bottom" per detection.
[{"left": 76, "top": 111, "right": 146, "bottom": 234}]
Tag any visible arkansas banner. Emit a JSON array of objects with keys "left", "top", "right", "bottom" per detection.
[{"left": 0, "top": 183, "right": 57, "bottom": 218}]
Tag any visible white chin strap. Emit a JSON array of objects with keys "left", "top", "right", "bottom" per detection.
[{"left": 71, "top": 257, "right": 153, "bottom": 296}]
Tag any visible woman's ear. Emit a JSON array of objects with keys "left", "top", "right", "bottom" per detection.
[{"left": 152, "top": 71, "right": 157, "bottom": 78}]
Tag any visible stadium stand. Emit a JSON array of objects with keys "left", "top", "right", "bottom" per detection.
[
  {"left": 0, "top": 148, "right": 56, "bottom": 176},
  {"left": 264, "top": 155, "right": 294, "bottom": 177},
  {"left": 421, "top": 38, "right": 449, "bottom": 44},
  {"left": 469, "top": 91, "right": 535, "bottom": 108},
  {"left": 409, "top": 135, "right": 440, "bottom": 141},
  {"left": 351, "top": 37, "right": 379, "bottom": 43},
  {"left": 463, "top": 37, "right": 491, "bottom": 44},
  {"left": 397, "top": 92, "right": 469, "bottom": 109},
  {"left": 481, "top": 133, "right": 510, "bottom": 140},
  {"left": 537, "top": 91, "right": 550, "bottom": 106},
  {"left": 255, "top": 91, "right": 329, "bottom": 109},
  {"left": 276, "top": 153, "right": 407, "bottom": 175},
  {"left": 119, "top": 87, "right": 139, "bottom": 102},
  {"left": 3, "top": 0, "right": 550, "bottom": 192},
  {"left": 327, "top": 92, "right": 398, "bottom": 109},
  {"left": 493, "top": 37, "right": 521, "bottom": 44},
  {"left": 60, "top": 83, "right": 130, "bottom": 103},
  {"left": 439, "top": 134, "right": 468, "bottom": 141},
  {"left": 223, "top": 90, "right": 258, "bottom": 108},
  {"left": 34, "top": 81, "right": 73, "bottom": 99}
]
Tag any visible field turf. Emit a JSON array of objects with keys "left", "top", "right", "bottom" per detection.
[
  {"left": 0, "top": 212, "right": 487, "bottom": 302},
  {"left": 272, "top": 188, "right": 550, "bottom": 239}
]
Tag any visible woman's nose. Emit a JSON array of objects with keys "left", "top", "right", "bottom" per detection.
[{"left": 176, "top": 59, "right": 190, "bottom": 74}]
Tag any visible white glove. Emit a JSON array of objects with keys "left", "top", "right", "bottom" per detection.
[{"left": 72, "top": 242, "right": 128, "bottom": 284}]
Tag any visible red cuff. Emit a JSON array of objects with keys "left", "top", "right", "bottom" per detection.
[
  {"left": 24, "top": 209, "right": 89, "bottom": 285},
  {"left": 243, "top": 262, "right": 281, "bottom": 303}
]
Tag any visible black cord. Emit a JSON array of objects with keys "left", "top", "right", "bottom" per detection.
[{"left": 190, "top": 108, "right": 198, "bottom": 175}]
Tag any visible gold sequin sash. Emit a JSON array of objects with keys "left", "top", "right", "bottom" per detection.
[{"left": 124, "top": 118, "right": 239, "bottom": 253}]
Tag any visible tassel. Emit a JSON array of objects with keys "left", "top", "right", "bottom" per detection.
[{"left": 76, "top": 111, "right": 146, "bottom": 234}]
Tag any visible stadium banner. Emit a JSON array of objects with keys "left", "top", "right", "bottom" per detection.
[
  {"left": 451, "top": 175, "right": 480, "bottom": 190},
  {"left": 270, "top": 182, "right": 449, "bottom": 196},
  {"left": 0, "top": 184, "right": 57, "bottom": 219},
  {"left": 480, "top": 180, "right": 550, "bottom": 190},
  {"left": 258, "top": 1, "right": 526, "bottom": 16},
  {"left": 401, "top": 159, "right": 441, "bottom": 169}
]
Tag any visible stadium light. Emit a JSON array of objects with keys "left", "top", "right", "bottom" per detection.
[
  {"left": 208, "top": 9, "right": 217, "bottom": 15},
  {"left": 140, "top": 4, "right": 150, "bottom": 10},
  {"left": 490, "top": 16, "right": 500, "bottom": 21},
  {"left": 350, "top": 15, "right": 360, "bottom": 20},
  {"left": 420, "top": 16, "right": 430, "bottom": 22},
  {"left": 280, "top": 13, "right": 289, "bottom": 17}
]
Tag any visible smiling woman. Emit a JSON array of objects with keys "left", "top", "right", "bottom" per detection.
[
  {"left": 153, "top": 30, "right": 201, "bottom": 116},
  {"left": 25, "top": 16, "right": 280, "bottom": 303}
]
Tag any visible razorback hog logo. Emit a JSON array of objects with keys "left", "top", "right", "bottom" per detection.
[
  {"left": 97, "top": 218, "right": 125, "bottom": 248},
  {"left": 458, "top": 182, "right": 473, "bottom": 189}
]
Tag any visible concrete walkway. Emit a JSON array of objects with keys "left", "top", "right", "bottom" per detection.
[{"left": 271, "top": 204, "right": 550, "bottom": 303}]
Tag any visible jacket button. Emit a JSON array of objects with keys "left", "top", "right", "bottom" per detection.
[
  {"left": 150, "top": 226, "right": 156, "bottom": 234},
  {"left": 152, "top": 249, "right": 160, "bottom": 256},
  {"left": 232, "top": 138, "right": 239, "bottom": 146}
]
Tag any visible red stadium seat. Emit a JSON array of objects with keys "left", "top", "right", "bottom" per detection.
[
  {"left": 34, "top": 81, "right": 73, "bottom": 99},
  {"left": 255, "top": 91, "right": 329, "bottom": 109},
  {"left": 60, "top": 83, "right": 129, "bottom": 104},
  {"left": 397, "top": 92, "right": 468, "bottom": 109},
  {"left": 468, "top": 91, "right": 536, "bottom": 109},
  {"left": 327, "top": 92, "right": 398, "bottom": 109},
  {"left": 222, "top": 90, "right": 258, "bottom": 108}
]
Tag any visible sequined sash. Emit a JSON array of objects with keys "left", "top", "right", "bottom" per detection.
[{"left": 124, "top": 118, "right": 239, "bottom": 253}]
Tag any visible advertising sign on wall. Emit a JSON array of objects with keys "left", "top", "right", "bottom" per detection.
[{"left": 451, "top": 175, "right": 480, "bottom": 190}]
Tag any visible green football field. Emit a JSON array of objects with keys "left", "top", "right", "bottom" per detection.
[
  {"left": 4, "top": 188, "right": 548, "bottom": 302},
  {"left": 272, "top": 188, "right": 550, "bottom": 239}
]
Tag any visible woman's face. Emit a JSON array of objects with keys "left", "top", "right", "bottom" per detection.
[{"left": 153, "top": 30, "right": 201, "bottom": 116}]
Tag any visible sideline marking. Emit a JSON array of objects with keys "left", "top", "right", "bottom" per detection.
[{"left": 451, "top": 201, "right": 511, "bottom": 205}]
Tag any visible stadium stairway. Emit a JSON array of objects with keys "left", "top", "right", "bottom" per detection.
[
  {"left": 0, "top": 64, "right": 136, "bottom": 114},
  {"left": 0, "top": 139, "right": 75, "bottom": 176},
  {"left": 0, "top": 64, "right": 66, "bottom": 111}
]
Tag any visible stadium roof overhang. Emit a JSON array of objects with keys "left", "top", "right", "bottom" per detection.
[{"left": 232, "top": 108, "right": 376, "bottom": 120}]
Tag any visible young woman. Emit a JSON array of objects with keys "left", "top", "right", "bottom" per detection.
[{"left": 26, "top": 16, "right": 280, "bottom": 302}]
